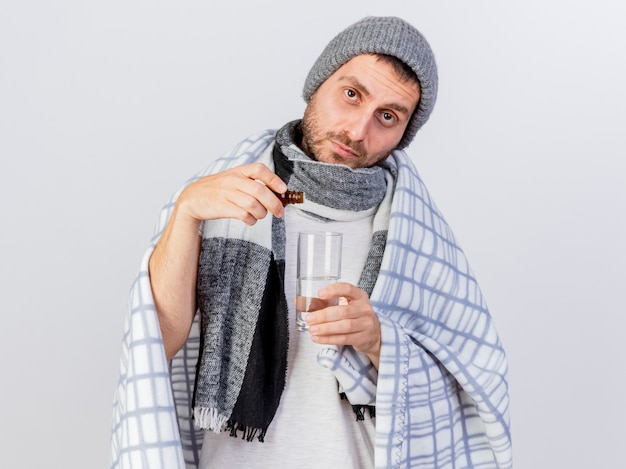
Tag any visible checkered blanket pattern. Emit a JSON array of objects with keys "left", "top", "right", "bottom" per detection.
[{"left": 110, "top": 129, "right": 512, "bottom": 468}]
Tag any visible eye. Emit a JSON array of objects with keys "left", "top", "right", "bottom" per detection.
[
  {"left": 344, "top": 88, "right": 358, "bottom": 101},
  {"left": 379, "top": 111, "right": 397, "bottom": 126}
]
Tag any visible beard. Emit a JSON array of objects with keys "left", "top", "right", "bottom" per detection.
[{"left": 300, "top": 95, "right": 392, "bottom": 168}]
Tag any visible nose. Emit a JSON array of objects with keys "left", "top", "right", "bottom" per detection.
[{"left": 343, "top": 110, "right": 370, "bottom": 141}]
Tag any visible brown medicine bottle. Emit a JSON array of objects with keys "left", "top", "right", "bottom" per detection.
[{"left": 276, "top": 191, "right": 304, "bottom": 206}]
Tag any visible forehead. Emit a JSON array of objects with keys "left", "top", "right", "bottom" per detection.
[{"left": 326, "top": 54, "right": 420, "bottom": 111}]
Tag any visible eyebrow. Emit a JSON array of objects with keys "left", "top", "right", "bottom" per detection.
[{"left": 337, "top": 75, "right": 412, "bottom": 116}]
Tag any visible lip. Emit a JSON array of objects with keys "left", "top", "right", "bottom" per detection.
[{"left": 331, "top": 140, "right": 358, "bottom": 159}]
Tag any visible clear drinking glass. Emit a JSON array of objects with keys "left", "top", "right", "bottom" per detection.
[{"left": 295, "top": 231, "right": 342, "bottom": 332}]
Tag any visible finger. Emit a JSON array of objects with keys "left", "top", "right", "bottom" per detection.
[
  {"left": 226, "top": 173, "right": 285, "bottom": 219},
  {"left": 240, "top": 162, "right": 289, "bottom": 208},
  {"left": 309, "top": 326, "right": 372, "bottom": 350},
  {"left": 238, "top": 173, "right": 288, "bottom": 218},
  {"left": 307, "top": 302, "right": 378, "bottom": 334},
  {"left": 240, "top": 163, "right": 288, "bottom": 193},
  {"left": 318, "top": 282, "right": 366, "bottom": 301},
  {"left": 227, "top": 188, "right": 272, "bottom": 221},
  {"left": 295, "top": 296, "right": 331, "bottom": 313},
  {"left": 249, "top": 182, "right": 287, "bottom": 218},
  {"left": 308, "top": 317, "right": 358, "bottom": 335},
  {"left": 309, "top": 316, "right": 380, "bottom": 352}
]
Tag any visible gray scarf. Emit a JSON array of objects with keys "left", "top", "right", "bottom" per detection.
[{"left": 193, "top": 120, "right": 388, "bottom": 441}]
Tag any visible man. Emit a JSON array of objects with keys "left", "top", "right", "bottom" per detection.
[{"left": 111, "top": 16, "right": 512, "bottom": 469}]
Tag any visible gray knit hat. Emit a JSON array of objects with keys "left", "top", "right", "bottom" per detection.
[{"left": 303, "top": 16, "right": 438, "bottom": 150}]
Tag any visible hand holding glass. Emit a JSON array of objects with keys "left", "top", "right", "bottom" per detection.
[{"left": 295, "top": 232, "right": 342, "bottom": 332}]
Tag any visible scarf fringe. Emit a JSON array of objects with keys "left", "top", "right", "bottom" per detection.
[
  {"left": 351, "top": 404, "right": 376, "bottom": 421},
  {"left": 226, "top": 420, "right": 267, "bottom": 443},
  {"left": 193, "top": 407, "right": 229, "bottom": 432},
  {"left": 340, "top": 392, "right": 376, "bottom": 420}
]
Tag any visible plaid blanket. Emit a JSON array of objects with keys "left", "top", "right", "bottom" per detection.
[{"left": 110, "top": 129, "right": 512, "bottom": 468}]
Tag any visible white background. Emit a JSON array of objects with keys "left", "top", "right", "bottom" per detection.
[{"left": 1, "top": 1, "right": 624, "bottom": 467}]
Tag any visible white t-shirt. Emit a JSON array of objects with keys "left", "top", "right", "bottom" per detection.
[{"left": 199, "top": 206, "right": 376, "bottom": 468}]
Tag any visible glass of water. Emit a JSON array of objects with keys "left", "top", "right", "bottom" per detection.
[{"left": 295, "top": 231, "right": 342, "bottom": 332}]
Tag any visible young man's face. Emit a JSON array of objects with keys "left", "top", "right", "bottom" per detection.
[{"left": 301, "top": 54, "right": 420, "bottom": 169}]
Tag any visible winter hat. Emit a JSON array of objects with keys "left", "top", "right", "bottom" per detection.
[{"left": 303, "top": 16, "right": 438, "bottom": 149}]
